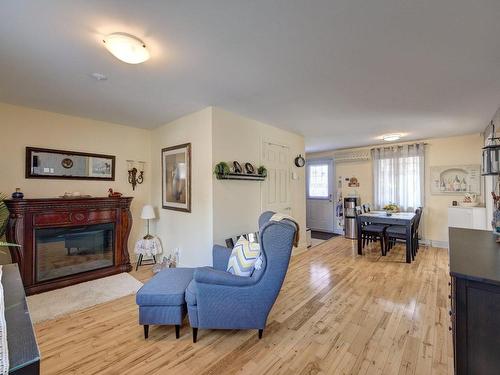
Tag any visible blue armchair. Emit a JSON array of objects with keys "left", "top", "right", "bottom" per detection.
[{"left": 185, "top": 211, "right": 297, "bottom": 342}]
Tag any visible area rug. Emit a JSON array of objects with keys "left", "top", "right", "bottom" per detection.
[{"left": 27, "top": 273, "right": 143, "bottom": 324}]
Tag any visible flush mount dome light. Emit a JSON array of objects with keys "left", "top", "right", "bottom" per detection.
[
  {"left": 382, "top": 133, "right": 402, "bottom": 142},
  {"left": 102, "top": 33, "right": 150, "bottom": 64}
]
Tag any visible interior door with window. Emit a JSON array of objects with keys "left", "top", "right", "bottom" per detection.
[
  {"left": 306, "top": 160, "right": 335, "bottom": 232},
  {"left": 261, "top": 141, "right": 292, "bottom": 215}
]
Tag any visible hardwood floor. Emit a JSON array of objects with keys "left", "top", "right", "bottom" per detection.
[{"left": 34, "top": 237, "right": 453, "bottom": 375}]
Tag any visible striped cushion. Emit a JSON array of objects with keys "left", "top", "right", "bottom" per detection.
[{"left": 226, "top": 237, "right": 261, "bottom": 277}]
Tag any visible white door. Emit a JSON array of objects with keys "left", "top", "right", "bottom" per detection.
[
  {"left": 261, "top": 142, "right": 292, "bottom": 215},
  {"left": 306, "top": 160, "right": 335, "bottom": 232}
]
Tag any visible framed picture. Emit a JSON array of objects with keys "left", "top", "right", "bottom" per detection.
[
  {"left": 430, "top": 165, "right": 481, "bottom": 195},
  {"left": 162, "top": 143, "right": 191, "bottom": 212}
]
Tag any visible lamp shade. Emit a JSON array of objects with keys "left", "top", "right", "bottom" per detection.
[{"left": 140, "top": 205, "right": 156, "bottom": 220}]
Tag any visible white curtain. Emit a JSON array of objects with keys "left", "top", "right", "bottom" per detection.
[{"left": 372, "top": 143, "right": 425, "bottom": 211}]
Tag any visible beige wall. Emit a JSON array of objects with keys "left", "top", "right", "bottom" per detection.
[
  {"left": 0, "top": 102, "right": 151, "bottom": 263},
  {"left": 150, "top": 108, "right": 214, "bottom": 267},
  {"left": 212, "top": 108, "right": 307, "bottom": 247},
  {"left": 0, "top": 103, "right": 306, "bottom": 267},
  {"left": 308, "top": 133, "right": 484, "bottom": 245}
]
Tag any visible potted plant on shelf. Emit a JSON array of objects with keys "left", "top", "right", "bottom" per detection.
[
  {"left": 258, "top": 165, "right": 267, "bottom": 177},
  {"left": 213, "top": 162, "right": 230, "bottom": 179}
]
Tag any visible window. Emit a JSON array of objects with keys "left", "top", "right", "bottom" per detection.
[
  {"left": 307, "top": 164, "right": 329, "bottom": 198},
  {"left": 372, "top": 144, "right": 424, "bottom": 211}
]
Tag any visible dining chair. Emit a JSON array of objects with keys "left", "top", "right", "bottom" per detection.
[
  {"left": 355, "top": 206, "right": 387, "bottom": 256},
  {"left": 385, "top": 208, "right": 422, "bottom": 259}
]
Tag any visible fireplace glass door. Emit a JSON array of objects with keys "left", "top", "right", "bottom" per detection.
[{"left": 35, "top": 223, "right": 114, "bottom": 282}]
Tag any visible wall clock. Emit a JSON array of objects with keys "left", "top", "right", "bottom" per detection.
[{"left": 294, "top": 154, "right": 305, "bottom": 167}]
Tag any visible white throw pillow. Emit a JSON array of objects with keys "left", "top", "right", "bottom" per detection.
[{"left": 226, "top": 237, "right": 261, "bottom": 277}]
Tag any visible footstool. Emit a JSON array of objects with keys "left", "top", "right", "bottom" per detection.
[{"left": 136, "top": 267, "right": 194, "bottom": 339}]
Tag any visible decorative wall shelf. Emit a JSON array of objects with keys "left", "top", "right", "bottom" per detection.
[{"left": 216, "top": 173, "right": 266, "bottom": 181}]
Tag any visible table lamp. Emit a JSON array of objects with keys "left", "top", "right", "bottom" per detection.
[{"left": 141, "top": 205, "right": 156, "bottom": 239}]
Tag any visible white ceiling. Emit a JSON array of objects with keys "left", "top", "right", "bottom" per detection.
[{"left": 1, "top": 0, "right": 500, "bottom": 152}]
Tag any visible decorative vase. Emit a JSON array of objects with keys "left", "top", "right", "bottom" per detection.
[{"left": 11, "top": 188, "right": 24, "bottom": 199}]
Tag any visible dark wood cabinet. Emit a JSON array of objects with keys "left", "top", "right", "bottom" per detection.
[
  {"left": 449, "top": 227, "right": 500, "bottom": 375},
  {"left": 5, "top": 197, "right": 133, "bottom": 295}
]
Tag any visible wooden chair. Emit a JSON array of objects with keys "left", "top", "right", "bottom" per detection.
[{"left": 355, "top": 206, "right": 387, "bottom": 256}]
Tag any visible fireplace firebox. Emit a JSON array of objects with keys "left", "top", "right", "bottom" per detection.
[{"left": 5, "top": 197, "right": 132, "bottom": 295}]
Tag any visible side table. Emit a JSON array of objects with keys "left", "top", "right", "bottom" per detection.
[{"left": 134, "top": 237, "right": 163, "bottom": 271}]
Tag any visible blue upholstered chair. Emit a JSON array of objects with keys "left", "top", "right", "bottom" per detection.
[{"left": 185, "top": 211, "right": 297, "bottom": 342}]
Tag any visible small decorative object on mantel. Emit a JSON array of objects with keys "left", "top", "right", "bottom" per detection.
[
  {"left": 383, "top": 203, "right": 400, "bottom": 215},
  {"left": 11, "top": 188, "right": 24, "bottom": 199},
  {"left": 61, "top": 192, "right": 92, "bottom": 198},
  {"left": 127, "top": 160, "right": 145, "bottom": 190},
  {"left": 108, "top": 188, "right": 123, "bottom": 198},
  {"left": 294, "top": 154, "right": 305, "bottom": 167}
]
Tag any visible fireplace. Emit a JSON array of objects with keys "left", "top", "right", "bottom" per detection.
[
  {"left": 5, "top": 197, "right": 132, "bottom": 295},
  {"left": 35, "top": 223, "right": 115, "bottom": 282}
]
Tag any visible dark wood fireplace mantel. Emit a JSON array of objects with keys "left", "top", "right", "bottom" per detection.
[{"left": 5, "top": 197, "right": 133, "bottom": 295}]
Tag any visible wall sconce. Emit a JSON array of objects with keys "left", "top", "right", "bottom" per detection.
[{"left": 127, "top": 160, "right": 145, "bottom": 190}]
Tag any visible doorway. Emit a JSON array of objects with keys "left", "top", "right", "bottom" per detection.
[
  {"left": 261, "top": 141, "right": 292, "bottom": 215},
  {"left": 306, "top": 159, "right": 335, "bottom": 233}
]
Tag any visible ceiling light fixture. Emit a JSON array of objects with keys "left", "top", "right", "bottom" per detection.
[
  {"left": 382, "top": 133, "right": 402, "bottom": 142},
  {"left": 102, "top": 33, "right": 150, "bottom": 64}
]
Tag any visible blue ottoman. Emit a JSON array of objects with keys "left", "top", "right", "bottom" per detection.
[{"left": 136, "top": 267, "right": 194, "bottom": 339}]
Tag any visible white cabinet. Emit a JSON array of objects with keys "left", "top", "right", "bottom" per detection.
[{"left": 448, "top": 207, "right": 487, "bottom": 230}]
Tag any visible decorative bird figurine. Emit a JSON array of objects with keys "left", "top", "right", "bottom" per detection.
[{"left": 108, "top": 188, "right": 123, "bottom": 198}]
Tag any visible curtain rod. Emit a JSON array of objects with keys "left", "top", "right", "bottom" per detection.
[{"left": 370, "top": 142, "right": 428, "bottom": 151}]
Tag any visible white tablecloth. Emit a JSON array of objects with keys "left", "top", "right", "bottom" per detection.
[{"left": 134, "top": 237, "right": 163, "bottom": 257}]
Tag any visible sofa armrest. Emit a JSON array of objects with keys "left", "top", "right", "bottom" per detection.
[
  {"left": 212, "top": 245, "right": 232, "bottom": 271},
  {"left": 194, "top": 267, "right": 257, "bottom": 287}
]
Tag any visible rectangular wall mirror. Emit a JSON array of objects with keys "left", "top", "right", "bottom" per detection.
[{"left": 26, "top": 147, "right": 115, "bottom": 181}]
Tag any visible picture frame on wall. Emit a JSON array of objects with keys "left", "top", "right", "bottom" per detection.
[
  {"left": 430, "top": 164, "right": 481, "bottom": 195},
  {"left": 162, "top": 143, "right": 191, "bottom": 212}
]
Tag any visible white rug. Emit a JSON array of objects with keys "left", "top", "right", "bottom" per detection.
[{"left": 27, "top": 273, "right": 143, "bottom": 324}]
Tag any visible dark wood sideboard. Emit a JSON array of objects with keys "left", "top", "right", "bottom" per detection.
[
  {"left": 449, "top": 227, "right": 500, "bottom": 375},
  {"left": 5, "top": 197, "right": 133, "bottom": 295}
]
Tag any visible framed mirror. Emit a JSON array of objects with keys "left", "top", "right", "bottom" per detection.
[{"left": 25, "top": 147, "right": 116, "bottom": 181}]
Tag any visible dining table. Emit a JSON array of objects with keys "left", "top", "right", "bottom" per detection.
[{"left": 357, "top": 211, "right": 417, "bottom": 263}]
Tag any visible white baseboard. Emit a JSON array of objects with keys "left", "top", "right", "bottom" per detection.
[{"left": 420, "top": 238, "right": 449, "bottom": 249}]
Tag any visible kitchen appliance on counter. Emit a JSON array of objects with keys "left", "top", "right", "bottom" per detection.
[{"left": 344, "top": 196, "right": 361, "bottom": 239}]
